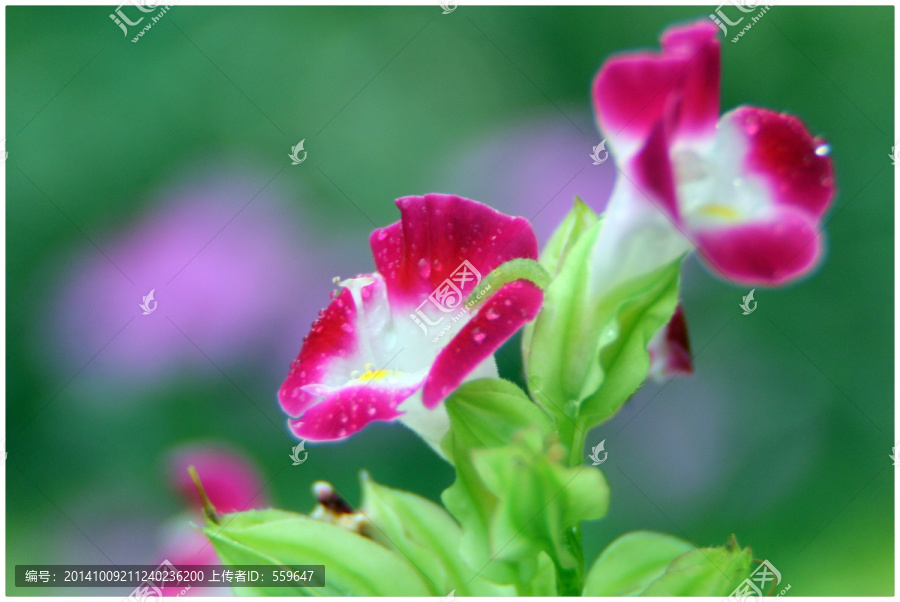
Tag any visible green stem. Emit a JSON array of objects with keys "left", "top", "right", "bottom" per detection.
[
  {"left": 556, "top": 418, "right": 588, "bottom": 595},
  {"left": 556, "top": 523, "right": 585, "bottom": 595}
]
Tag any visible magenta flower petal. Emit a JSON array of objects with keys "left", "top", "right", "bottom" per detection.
[
  {"left": 728, "top": 107, "right": 835, "bottom": 218},
  {"left": 592, "top": 20, "right": 720, "bottom": 161},
  {"left": 647, "top": 304, "right": 693, "bottom": 381},
  {"left": 629, "top": 121, "right": 681, "bottom": 224},
  {"left": 370, "top": 193, "right": 538, "bottom": 308},
  {"left": 278, "top": 284, "right": 370, "bottom": 418},
  {"left": 422, "top": 280, "right": 544, "bottom": 409},
  {"left": 288, "top": 379, "right": 418, "bottom": 441},
  {"left": 695, "top": 206, "right": 823, "bottom": 286}
]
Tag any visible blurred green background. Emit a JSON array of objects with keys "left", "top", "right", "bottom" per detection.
[{"left": 6, "top": 4, "right": 893, "bottom": 596}]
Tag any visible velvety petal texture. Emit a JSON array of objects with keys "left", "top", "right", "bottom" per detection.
[
  {"left": 591, "top": 19, "right": 835, "bottom": 287},
  {"left": 279, "top": 195, "right": 541, "bottom": 443}
]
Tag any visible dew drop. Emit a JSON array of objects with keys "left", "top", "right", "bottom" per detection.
[
  {"left": 814, "top": 144, "right": 830, "bottom": 157},
  {"left": 472, "top": 330, "right": 487, "bottom": 344},
  {"left": 367, "top": 407, "right": 377, "bottom": 416},
  {"left": 485, "top": 308, "right": 500, "bottom": 321},
  {"left": 417, "top": 258, "right": 432, "bottom": 278},
  {"left": 376, "top": 230, "right": 388, "bottom": 241},
  {"left": 341, "top": 323, "right": 353, "bottom": 333}
]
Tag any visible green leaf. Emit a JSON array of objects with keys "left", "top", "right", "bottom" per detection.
[
  {"left": 525, "top": 214, "right": 682, "bottom": 431},
  {"left": 536, "top": 196, "right": 600, "bottom": 278},
  {"left": 443, "top": 425, "right": 609, "bottom": 590},
  {"left": 583, "top": 531, "right": 694, "bottom": 596},
  {"left": 360, "top": 473, "right": 513, "bottom": 596},
  {"left": 441, "top": 378, "right": 552, "bottom": 454},
  {"left": 203, "top": 508, "right": 433, "bottom": 596},
  {"left": 520, "top": 552, "right": 558, "bottom": 596},
  {"left": 439, "top": 379, "right": 554, "bottom": 591},
  {"left": 522, "top": 198, "right": 599, "bottom": 380},
  {"left": 640, "top": 537, "right": 753, "bottom": 596},
  {"left": 577, "top": 259, "right": 682, "bottom": 424}
]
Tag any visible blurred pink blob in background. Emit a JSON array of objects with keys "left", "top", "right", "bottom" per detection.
[
  {"left": 156, "top": 443, "right": 269, "bottom": 596},
  {"left": 43, "top": 169, "right": 342, "bottom": 400}
]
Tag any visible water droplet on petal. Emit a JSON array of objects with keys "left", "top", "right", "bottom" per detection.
[
  {"left": 367, "top": 407, "right": 377, "bottom": 416},
  {"left": 341, "top": 323, "right": 353, "bottom": 333},
  {"left": 472, "top": 330, "right": 487, "bottom": 344},
  {"left": 485, "top": 308, "right": 500, "bottom": 321},
  {"left": 417, "top": 258, "right": 431, "bottom": 278},
  {"left": 376, "top": 230, "right": 388, "bottom": 241}
]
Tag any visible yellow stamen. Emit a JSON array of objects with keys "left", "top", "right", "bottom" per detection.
[
  {"left": 357, "top": 368, "right": 400, "bottom": 382},
  {"left": 698, "top": 203, "right": 741, "bottom": 220}
]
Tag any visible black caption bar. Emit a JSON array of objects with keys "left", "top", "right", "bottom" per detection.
[{"left": 15, "top": 564, "right": 325, "bottom": 588}]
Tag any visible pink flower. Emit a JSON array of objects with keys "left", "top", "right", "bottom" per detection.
[
  {"left": 592, "top": 20, "right": 835, "bottom": 286},
  {"left": 167, "top": 444, "right": 268, "bottom": 514},
  {"left": 156, "top": 444, "right": 268, "bottom": 596},
  {"left": 278, "top": 194, "right": 543, "bottom": 447}
]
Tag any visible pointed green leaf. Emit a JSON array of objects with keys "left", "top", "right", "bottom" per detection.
[
  {"left": 522, "top": 198, "right": 599, "bottom": 383},
  {"left": 583, "top": 531, "right": 694, "bottom": 596},
  {"left": 360, "top": 474, "right": 513, "bottom": 596},
  {"left": 203, "top": 508, "right": 432, "bottom": 596},
  {"left": 525, "top": 217, "right": 682, "bottom": 431},
  {"left": 577, "top": 259, "right": 682, "bottom": 424},
  {"left": 441, "top": 378, "right": 552, "bottom": 454},
  {"left": 536, "top": 196, "right": 600, "bottom": 278},
  {"left": 640, "top": 538, "right": 753, "bottom": 596},
  {"left": 443, "top": 425, "right": 608, "bottom": 589}
]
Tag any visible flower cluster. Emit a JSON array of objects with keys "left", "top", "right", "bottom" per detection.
[
  {"left": 192, "top": 17, "right": 839, "bottom": 600},
  {"left": 276, "top": 19, "right": 834, "bottom": 445}
]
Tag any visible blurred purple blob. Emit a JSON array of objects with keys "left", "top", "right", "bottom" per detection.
[
  {"left": 436, "top": 112, "right": 617, "bottom": 245},
  {"left": 45, "top": 170, "right": 342, "bottom": 399}
]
